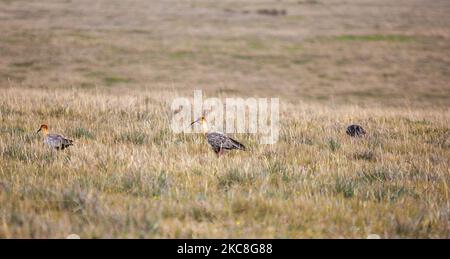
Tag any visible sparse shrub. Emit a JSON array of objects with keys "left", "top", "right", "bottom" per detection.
[
  {"left": 266, "top": 161, "right": 292, "bottom": 185},
  {"left": 334, "top": 176, "right": 356, "bottom": 198},
  {"left": 328, "top": 138, "right": 341, "bottom": 152}
]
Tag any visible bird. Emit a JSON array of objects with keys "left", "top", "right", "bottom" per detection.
[
  {"left": 346, "top": 124, "right": 366, "bottom": 137},
  {"left": 36, "top": 124, "right": 74, "bottom": 150},
  {"left": 191, "top": 116, "right": 246, "bottom": 156}
]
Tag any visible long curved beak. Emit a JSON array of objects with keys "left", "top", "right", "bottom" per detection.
[
  {"left": 36, "top": 128, "right": 41, "bottom": 133},
  {"left": 190, "top": 119, "right": 200, "bottom": 126}
]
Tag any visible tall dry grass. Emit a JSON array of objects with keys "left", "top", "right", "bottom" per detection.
[{"left": 0, "top": 88, "right": 448, "bottom": 238}]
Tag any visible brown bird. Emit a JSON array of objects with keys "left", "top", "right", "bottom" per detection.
[
  {"left": 191, "top": 116, "right": 246, "bottom": 156},
  {"left": 37, "top": 124, "right": 74, "bottom": 150}
]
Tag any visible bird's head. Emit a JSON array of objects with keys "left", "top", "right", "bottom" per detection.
[
  {"left": 191, "top": 116, "right": 208, "bottom": 133},
  {"left": 191, "top": 116, "right": 207, "bottom": 125},
  {"left": 37, "top": 124, "right": 49, "bottom": 134}
]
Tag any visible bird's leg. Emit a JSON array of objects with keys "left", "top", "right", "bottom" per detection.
[
  {"left": 51, "top": 148, "right": 57, "bottom": 159},
  {"left": 219, "top": 148, "right": 224, "bottom": 157}
]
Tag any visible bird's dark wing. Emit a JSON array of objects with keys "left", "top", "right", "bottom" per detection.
[
  {"left": 206, "top": 132, "right": 246, "bottom": 151},
  {"left": 346, "top": 125, "right": 366, "bottom": 137},
  {"left": 227, "top": 136, "right": 246, "bottom": 150},
  {"left": 48, "top": 134, "right": 74, "bottom": 150},
  {"left": 61, "top": 137, "right": 74, "bottom": 149}
]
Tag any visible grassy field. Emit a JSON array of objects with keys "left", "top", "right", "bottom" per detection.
[{"left": 0, "top": 0, "right": 449, "bottom": 238}]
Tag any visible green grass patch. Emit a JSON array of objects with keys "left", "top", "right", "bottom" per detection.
[
  {"left": 328, "top": 138, "right": 341, "bottom": 152},
  {"left": 170, "top": 50, "right": 194, "bottom": 59},
  {"left": 84, "top": 71, "right": 132, "bottom": 86},
  {"left": 334, "top": 34, "right": 414, "bottom": 42},
  {"left": 10, "top": 61, "right": 36, "bottom": 68},
  {"left": 103, "top": 76, "right": 132, "bottom": 86},
  {"left": 72, "top": 127, "right": 94, "bottom": 139}
]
